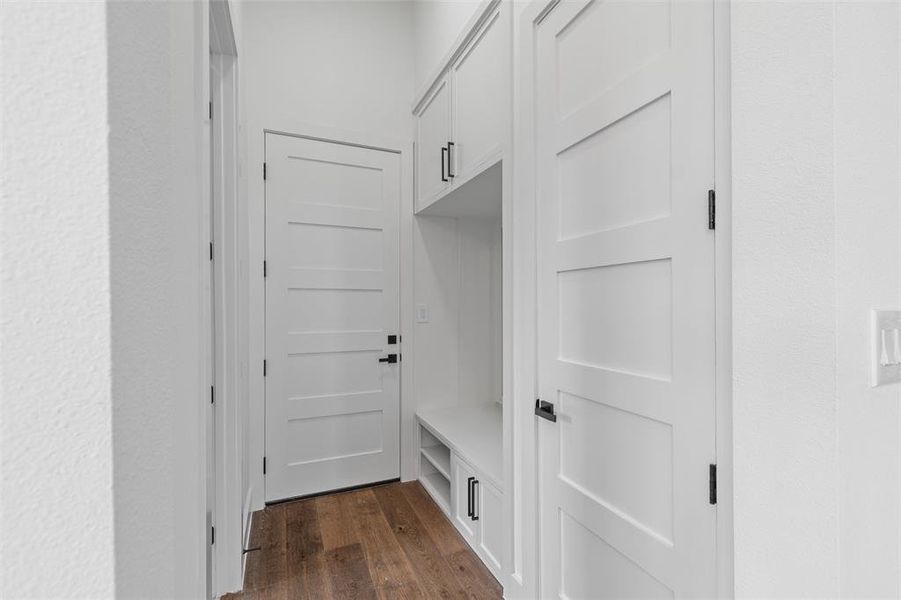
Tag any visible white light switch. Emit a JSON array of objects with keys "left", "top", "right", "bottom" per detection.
[
  {"left": 871, "top": 310, "right": 901, "bottom": 386},
  {"left": 416, "top": 303, "right": 430, "bottom": 323}
]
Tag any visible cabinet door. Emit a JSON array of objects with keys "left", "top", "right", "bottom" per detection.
[
  {"left": 451, "top": 454, "right": 478, "bottom": 543},
  {"left": 415, "top": 76, "right": 451, "bottom": 210},
  {"left": 451, "top": 5, "right": 508, "bottom": 182},
  {"left": 476, "top": 478, "right": 503, "bottom": 578}
]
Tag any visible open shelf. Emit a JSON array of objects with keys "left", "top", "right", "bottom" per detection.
[
  {"left": 419, "top": 470, "right": 451, "bottom": 514},
  {"left": 417, "top": 402, "right": 503, "bottom": 489},
  {"left": 421, "top": 444, "right": 451, "bottom": 479}
]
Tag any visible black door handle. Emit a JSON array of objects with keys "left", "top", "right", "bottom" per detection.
[
  {"left": 535, "top": 399, "right": 557, "bottom": 422},
  {"left": 467, "top": 476, "right": 474, "bottom": 517},
  {"left": 378, "top": 354, "right": 398, "bottom": 364},
  {"left": 447, "top": 142, "right": 455, "bottom": 178},
  {"left": 471, "top": 479, "right": 479, "bottom": 521},
  {"left": 441, "top": 146, "right": 448, "bottom": 182}
]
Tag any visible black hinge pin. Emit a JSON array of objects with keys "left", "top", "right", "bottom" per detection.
[
  {"left": 263, "top": 456, "right": 267, "bottom": 475},
  {"left": 209, "top": 242, "right": 213, "bottom": 261},
  {"left": 709, "top": 464, "right": 718, "bottom": 505},
  {"left": 210, "top": 386, "right": 214, "bottom": 404},
  {"left": 263, "top": 260, "right": 267, "bottom": 278},
  {"left": 708, "top": 190, "right": 716, "bottom": 230},
  {"left": 210, "top": 526, "right": 215, "bottom": 545},
  {"left": 263, "top": 359, "right": 267, "bottom": 376},
  {"left": 263, "top": 163, "right": 267, "bottom": 180},
  {"left": 209, "top": 101, "right": 212, "bottom": 120}
]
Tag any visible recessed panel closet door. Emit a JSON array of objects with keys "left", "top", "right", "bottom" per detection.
[
  {"left": 536, "top": 0, "right": 716, "bottom": 597},
  {"left": 265, "top": 133, "right": 400, "bottom": 502}
]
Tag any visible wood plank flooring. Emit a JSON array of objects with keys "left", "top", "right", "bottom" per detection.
[{"left": 224, "top": 481, "right": 502, "bottom": 600}]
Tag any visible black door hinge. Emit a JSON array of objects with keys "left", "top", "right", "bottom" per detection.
[
  {"left": 263, "top": 163, "right": 267, "bottom": 180},
  {"left": 210, "top": 525, "right": 215, "bottom": 545},
  {"left": 263, "top": 359, "right": 267, "bottom": 376},
  {"left": 209, "top": 242, "right": 213, "bottom": 261},
  {"left": 709, "top": 464, "right": 717, "bottom": 505},
  {"left": 708, "top": 190, "right": 716, "bottom": 230},
  {"left": 210, "top": 386, "right": 215, "bottom": 405},
  {"left": 209, "top": 101, "right": 212, "bottom": 120},
  {"left": 263, "top": 260, "right": 267, "bottom": 278},
  {"left": 263, "top": 456, "right": 267, "bottom": 475}
]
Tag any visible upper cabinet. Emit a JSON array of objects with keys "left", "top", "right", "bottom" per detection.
[
  {"left": 451, "top": 9, "right": 506, "bottom": 183},
  {"left": 414, "top": 2, "right": 509, "bottom": 213},
  {"left": 416, "top": 76, "right": 452, "bottom": 207}
]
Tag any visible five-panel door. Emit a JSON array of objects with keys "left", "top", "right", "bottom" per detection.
[
  {"left": 536, "top": 0, "right": 718, "bottom": 597},
  {"left": 264, "top": 133, "right": 401, "bottom": 502}
]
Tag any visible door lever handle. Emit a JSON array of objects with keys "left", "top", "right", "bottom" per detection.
[
  {"left": 378, "top": 354, "right": 398, "bottom": 364},
  {"left": 535, "top": 399, "right": 557, "bottom": 422}
]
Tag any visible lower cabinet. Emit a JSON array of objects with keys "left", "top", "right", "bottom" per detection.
[
  {"left": 476, "top": 476, "right": 503, "bottom": 576},
  {"left": 451, "top": 453, "right": 503, "bottom": 581},
  {"left": 452, "top": 454, "right": 478, "bottom": 544}
]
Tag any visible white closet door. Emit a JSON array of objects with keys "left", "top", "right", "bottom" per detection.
[
  {"left": 536, "top": 0, "right": 716, "bottom": 597},
  {"left": 265, "top": 133, "right": 400, "bottom": 502}
]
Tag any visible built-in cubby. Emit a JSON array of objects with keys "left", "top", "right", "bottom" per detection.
[
  {"left": 413, "top": 160, "right": 504, "bottom": 582},
  {"left": 418, "top": 427, "right": 451, "bottom": 513}
]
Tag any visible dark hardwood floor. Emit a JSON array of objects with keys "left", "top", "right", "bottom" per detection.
[{"left": 224, "top": 481, "right": 503, "bottom": 600}]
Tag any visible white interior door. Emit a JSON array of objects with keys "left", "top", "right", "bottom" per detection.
[
  {"left": 536, "top": 0, "right": 716, "bottom": 597},
  {"left": 265, "top": 133, "right": 401, "bottom": 502}
]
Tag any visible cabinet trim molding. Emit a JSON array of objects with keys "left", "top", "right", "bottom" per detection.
[{"left": 411, "top": 0, "right": 502, "bottom": 115}]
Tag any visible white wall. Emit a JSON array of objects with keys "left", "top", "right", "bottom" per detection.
[
  {"left": 1, "top": 2, "right": 208, "bottom": 597},
  {"left": 732, "top": 2, "right": 901, "bottom": 596},
  {"left": 0, "top": 3, "right": 115, "bottom": 597},
  {"left": 412, "top": 215, "right": 502, "bottom": 410},
  {"left": 236, "top": 0, "right": 414, "bottom": 509},
  {"left": 412, "top": 0, "right": 482, "bottom": 93}
]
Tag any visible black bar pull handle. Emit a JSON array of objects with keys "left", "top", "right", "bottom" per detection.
[
  {"left": 447, "top": 142, "right": 455, "bottom": 178},
  {"left": 441, "top": 146, "right": 448, "bottom": 182},
  {"left": 378, "top": 354, "right": 398, "bottom": 364},
  {"left": 535, "top": 399, "right": 557, "bottom": 422},
  {"left": 472, "top": 479, "right": 479, "bottom": 521},
  {"left": 467, "top": 476, "right": 475, "bottom": 517}
]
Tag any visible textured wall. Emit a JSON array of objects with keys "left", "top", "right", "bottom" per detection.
[
  {"left": 0, "top": 2, "right": 116, "bottom": 597},
  {"left": 732, "top": 2, "right": 901, "bottom": 596},
  {"left": 107, "top": 2, "right": 206, "bottom": 597},
  {"left": 1, "top": 2, "right": 207, "bottom": 597}
]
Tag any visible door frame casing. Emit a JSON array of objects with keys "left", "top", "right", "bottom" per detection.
[
  {"left": 510, "top": 1, "right": 733, "bottom": 598},
  {"left": 209, "top": 0, "right": 244, "bottom": 595},
  {"left": 250, "top": 121, "right": 415, "bottom": 508}
]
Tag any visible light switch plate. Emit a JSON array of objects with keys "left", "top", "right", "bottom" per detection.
[
  {"left": 871, "top": 310, "right": 901, "bottom": 387},
  {"left": 416, "top": 303, "right": 430, "bottom": 324}
]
